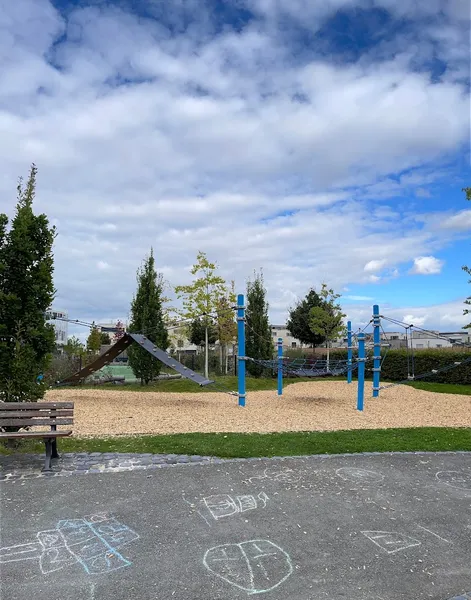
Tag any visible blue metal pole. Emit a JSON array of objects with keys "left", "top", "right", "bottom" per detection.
[
  {"left": 237, "top": 294, "right": 246, "bottom": 407},
  {"left": 277, "top": 338, "right": 283, "bottom": 396},
  {"left": 357, "top": 333, "right": 365, "bottom": 411},
  {"left": 372, "top": 304, "right": 381, "bottom": 398},
  {"left": 347, "top": 321, "right": 352, "bottom": 384}
]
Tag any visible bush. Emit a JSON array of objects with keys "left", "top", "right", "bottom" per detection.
[{"left": 325, "top": 348, "right": 471, "bottom": 384}]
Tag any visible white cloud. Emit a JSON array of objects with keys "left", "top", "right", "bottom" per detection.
[
  {"left": 440, "top": 210, "right": 471, "bottom": 232},
  {"left": 401, "top": 314, "right": 427, "bottom": 327},
  {"left": 410, "top": 256, "right": 444, "bottom": 275},
  {"left": 344, "top": 295, "right": 374, "bottom": 301},
  {"left": 0, "top": 0, "right": 469, "bottom": 332},
  {"left": 364, "top": 260, "right": 387, "bottom": 273}
]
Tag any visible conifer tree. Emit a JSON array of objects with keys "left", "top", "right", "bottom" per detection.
[
  {"left": 245, "top": 271, "right": 273, "bottom": 377},
  {"left": 127, "top": 249, "right": 169, "bottom": 385},
  {"left": 0, "top": 164, "right": 56, "bottom": 401}
]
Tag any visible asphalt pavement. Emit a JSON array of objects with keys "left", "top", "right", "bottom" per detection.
[{"left": 1, "top": 452, "right": 470, "bottom": 600}]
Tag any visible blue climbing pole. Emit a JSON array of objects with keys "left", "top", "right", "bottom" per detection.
[
  {"left": 277, "top": 338, "right": 283, "bottom": 396},
  {"left": 357, "top": 333, "right": 366, "bottom": 411},
  {"left": 347, "top": 321, "right": 353, "bottom": 384},
  {"left": 237, "top": 294, "right": 246, "bottom": 407},
  {"left": 372, "top": 304, "right": 381, "bottom": 398}
]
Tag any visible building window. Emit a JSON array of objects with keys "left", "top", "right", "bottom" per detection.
[
  {"left": 416, "top": 344, "right": 424, "bottom": 348},
  {"left": 291, "top": 342, "right": 297, "bottom": 348}
]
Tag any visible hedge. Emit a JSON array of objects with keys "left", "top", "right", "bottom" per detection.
[{"left": 319, "top": 348, "right": 471, "bottom": 385}]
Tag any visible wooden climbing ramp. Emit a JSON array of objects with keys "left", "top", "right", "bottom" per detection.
[{"left": 57, "top": 333, "right": 214, "bottom": 387}]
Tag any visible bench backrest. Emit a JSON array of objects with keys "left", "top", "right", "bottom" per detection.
[{"left": 0, "top": 402, "right": 74, "bottom": 429}]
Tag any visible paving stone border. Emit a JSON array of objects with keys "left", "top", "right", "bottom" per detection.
[{"left": 0, "top": 450, "right": 469, "bottom": 482}]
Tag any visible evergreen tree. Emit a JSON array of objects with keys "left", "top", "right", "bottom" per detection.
[
  {"left": 188, "top": 317, "right": 217, "bottom": 346},
  {"left": 86, "top": 323, "right": 102, "bottom": 354},
  {"left": 100, "top": 332, "right": 111, "bottom": 345},
  {"left": 0, "top": 164, "right": 56, "bottom": 401},
  {"left": 127, "top": 249, "right": 168, "bottom": 385},
  {"left": 287, "top": 289, "right": 326, "bottom": 347},
  {"left": 245, "top": 271, "right": 274, "bottom": 377}
]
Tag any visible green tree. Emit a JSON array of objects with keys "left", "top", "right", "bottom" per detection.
[
  {"left": 86, "top": 323, "right": 102, "bottom": 354},
  {"left": 463, "top": 187, "right": 471, "bottom": 328},
  {"left": 100, "top": 331, "right": 111, "bottom": 345},
  {"left": 216, "top": 282, "right": 237, "bottom": 374},
  {"left": 309, "top": 283, "right": 346, "bottom": 371},
  {"left": 245, "top": 271, "right": 274, "bottom": 377},
  {"left": 188, "top": 317, "right": 217, "bottom": 347},
  {"left": 175, "top": 251, "right": 227, "bottom": 379},
  {"left": 287, "top": 289, "right": 327, "bottom": 347},
  {"left": 127, "top": 249, "right": 168, "bottom": 385},
  {"left": 0, "top": 164, "right": 56, "bottom": 402},
  {"left": 63, "top": 335, "right": 85, "bottom": 357}
]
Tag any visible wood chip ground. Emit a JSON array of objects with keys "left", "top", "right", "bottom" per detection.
[{"left": 45, "top": 381, "right": 471, "bottom": 437}]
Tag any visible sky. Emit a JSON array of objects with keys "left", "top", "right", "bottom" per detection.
[{"left": 1, "top": 0, "right": 470, "bottom": 341}]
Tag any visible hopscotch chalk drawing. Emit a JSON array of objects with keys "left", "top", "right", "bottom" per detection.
[
  {"left": 436, "top": 471, "right": 471, "bottom": 491},
  {"left": 203, "top": 539, "right": 293, "bottom": 595},
  {"left": 360, "top": 531, "right": 421, "bottom": 554},
  {"left": 204, "top": 492, "right": 269, "bottom": 520},
  {"left": 0, "top": 513, "right": 139, "bottom": 575},
  {"left": 336, "top": 467, "right": 384, "bottom": 484}
]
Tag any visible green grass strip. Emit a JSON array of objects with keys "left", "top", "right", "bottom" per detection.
[{"left": 2, "top": 427, "right": 470, "bottom": 458}]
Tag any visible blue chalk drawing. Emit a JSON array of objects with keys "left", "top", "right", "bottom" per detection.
[{"left": 0, "top": 513, "right": 139, "bottom": 575}]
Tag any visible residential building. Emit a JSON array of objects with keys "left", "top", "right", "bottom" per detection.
[
  {"left": 45, "top": 308, "right": 68, "bottom": 346},
  {"left": 270, "top": 326, "right": 306, "bottom": 350}
]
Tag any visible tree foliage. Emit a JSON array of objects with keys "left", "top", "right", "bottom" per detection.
[
  {"left": 86, "top": 323, "right": 102, "bottom": 354},
  {"left": 287, "top": 289, "right": 326, "bottom": 347},
  {"left": 0, "top": 164, "right": 56, "bottom": 401},
  {"left": 100, "top": 332, "right": 111, "bottom": 345},
  {"left": 175, "top": 251, "right": 227, "bottom": 379},
  {"left": 309, "top": 284, "right": 346, "bottom": 369},
  {"left": 188, "top": 317, "right": 217, "bottom": 346},
  {"left": 245, "top": 271, "right": 274, "bottom": 377},
  {"left": 127, "top": 249, "right": 169, "bottom": 385},
  {"left": 63, "top": 335, "right": 85, "bottom": 357},
  {"left": 463, "top": 187, "right": 471, "bottom": 329}
]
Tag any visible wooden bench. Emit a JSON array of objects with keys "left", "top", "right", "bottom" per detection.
[{"left": 0, "top": 402, "right": 74, "bottom": 472}]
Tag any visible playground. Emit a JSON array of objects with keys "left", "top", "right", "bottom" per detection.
[{"left": 45, "top": 380, "right": 470, "bottom": 437}]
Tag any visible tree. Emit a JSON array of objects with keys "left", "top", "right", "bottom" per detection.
[
  {"left": 188, "top": 317, "right": 217, "bottom": 347},
  {"left": 63, "top": 336, "right": 85, "bottom": 357},
  {"left": 0, "top": 164, "right": 56, "bottom": 402},
  {"left": 175, "top": 251, "right": 227, "bottom": 379},
  {"left": 463, "top": 187, "right": 471, "bottom": 329},
  {"left": 86, "top": 323, "right": 102, "bottom": 354},
  {"left": 216, "top": 282, "right": 237, "bottom": 374},
  {"left": 287, "top": 289, "right": 327, "bottom": 347},
  {"left": 127, "top": 249, "right": 169, "bottom": 385},
  {"left": 309, "top": 283, "right": 346, "bottom": 371},
  {"left": 245, "top": 271, "right": 274, "bottom": 377},
  {"left": 100, "top": 332, "right": 111, "bottom": 345}
]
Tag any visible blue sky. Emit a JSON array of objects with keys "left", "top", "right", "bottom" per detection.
[{"left": 1, "top": 0, "right": 470, "bottom": 338}]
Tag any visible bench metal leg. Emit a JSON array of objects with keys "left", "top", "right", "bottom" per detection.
[
  {"left": 43, "top": 438, "right": 53, "bottom": 472},
  {"left": 51, "top": 438, "right": 59, "bottom": 459}
]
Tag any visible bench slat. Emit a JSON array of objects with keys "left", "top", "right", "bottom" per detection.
[
  {"left": 0, "top": 431, "right": 72, "bottom": 439},
  {"left": 0, "top": 418, "right": 73, "bottom": 427},
  {"left": 0, "top": 402, "right": 74, "bottom": 410},
  {"left": 0, "top": 410, "right": 73, "bottom": 418}
]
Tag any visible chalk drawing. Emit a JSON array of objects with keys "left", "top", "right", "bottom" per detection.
[
  {"left": 203, "top": 539, "right": 293, "bottom": 595},
  {"left": 204, "top": 492, "right": 269, "bottom": 520},
  {"left": 360, "top": 531, "right": 421, "bottom": 554},
  {"left": 0, "top": 513, "right": 139, "bottom": 575},
  {"left": 336, "top": 467, "right": 384, "bottom": 484},
  {"left": 436, "top": 471, "right": 471, "bottom": 491},
  {"left": 446, "top": 594, "right": 471, "bottom": 600},
  {"left": 243, "top": 467, "right": 302, "bottom": 485},
  {"left": 416, "top": 525, "right": 452, "bottom": 544}
]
